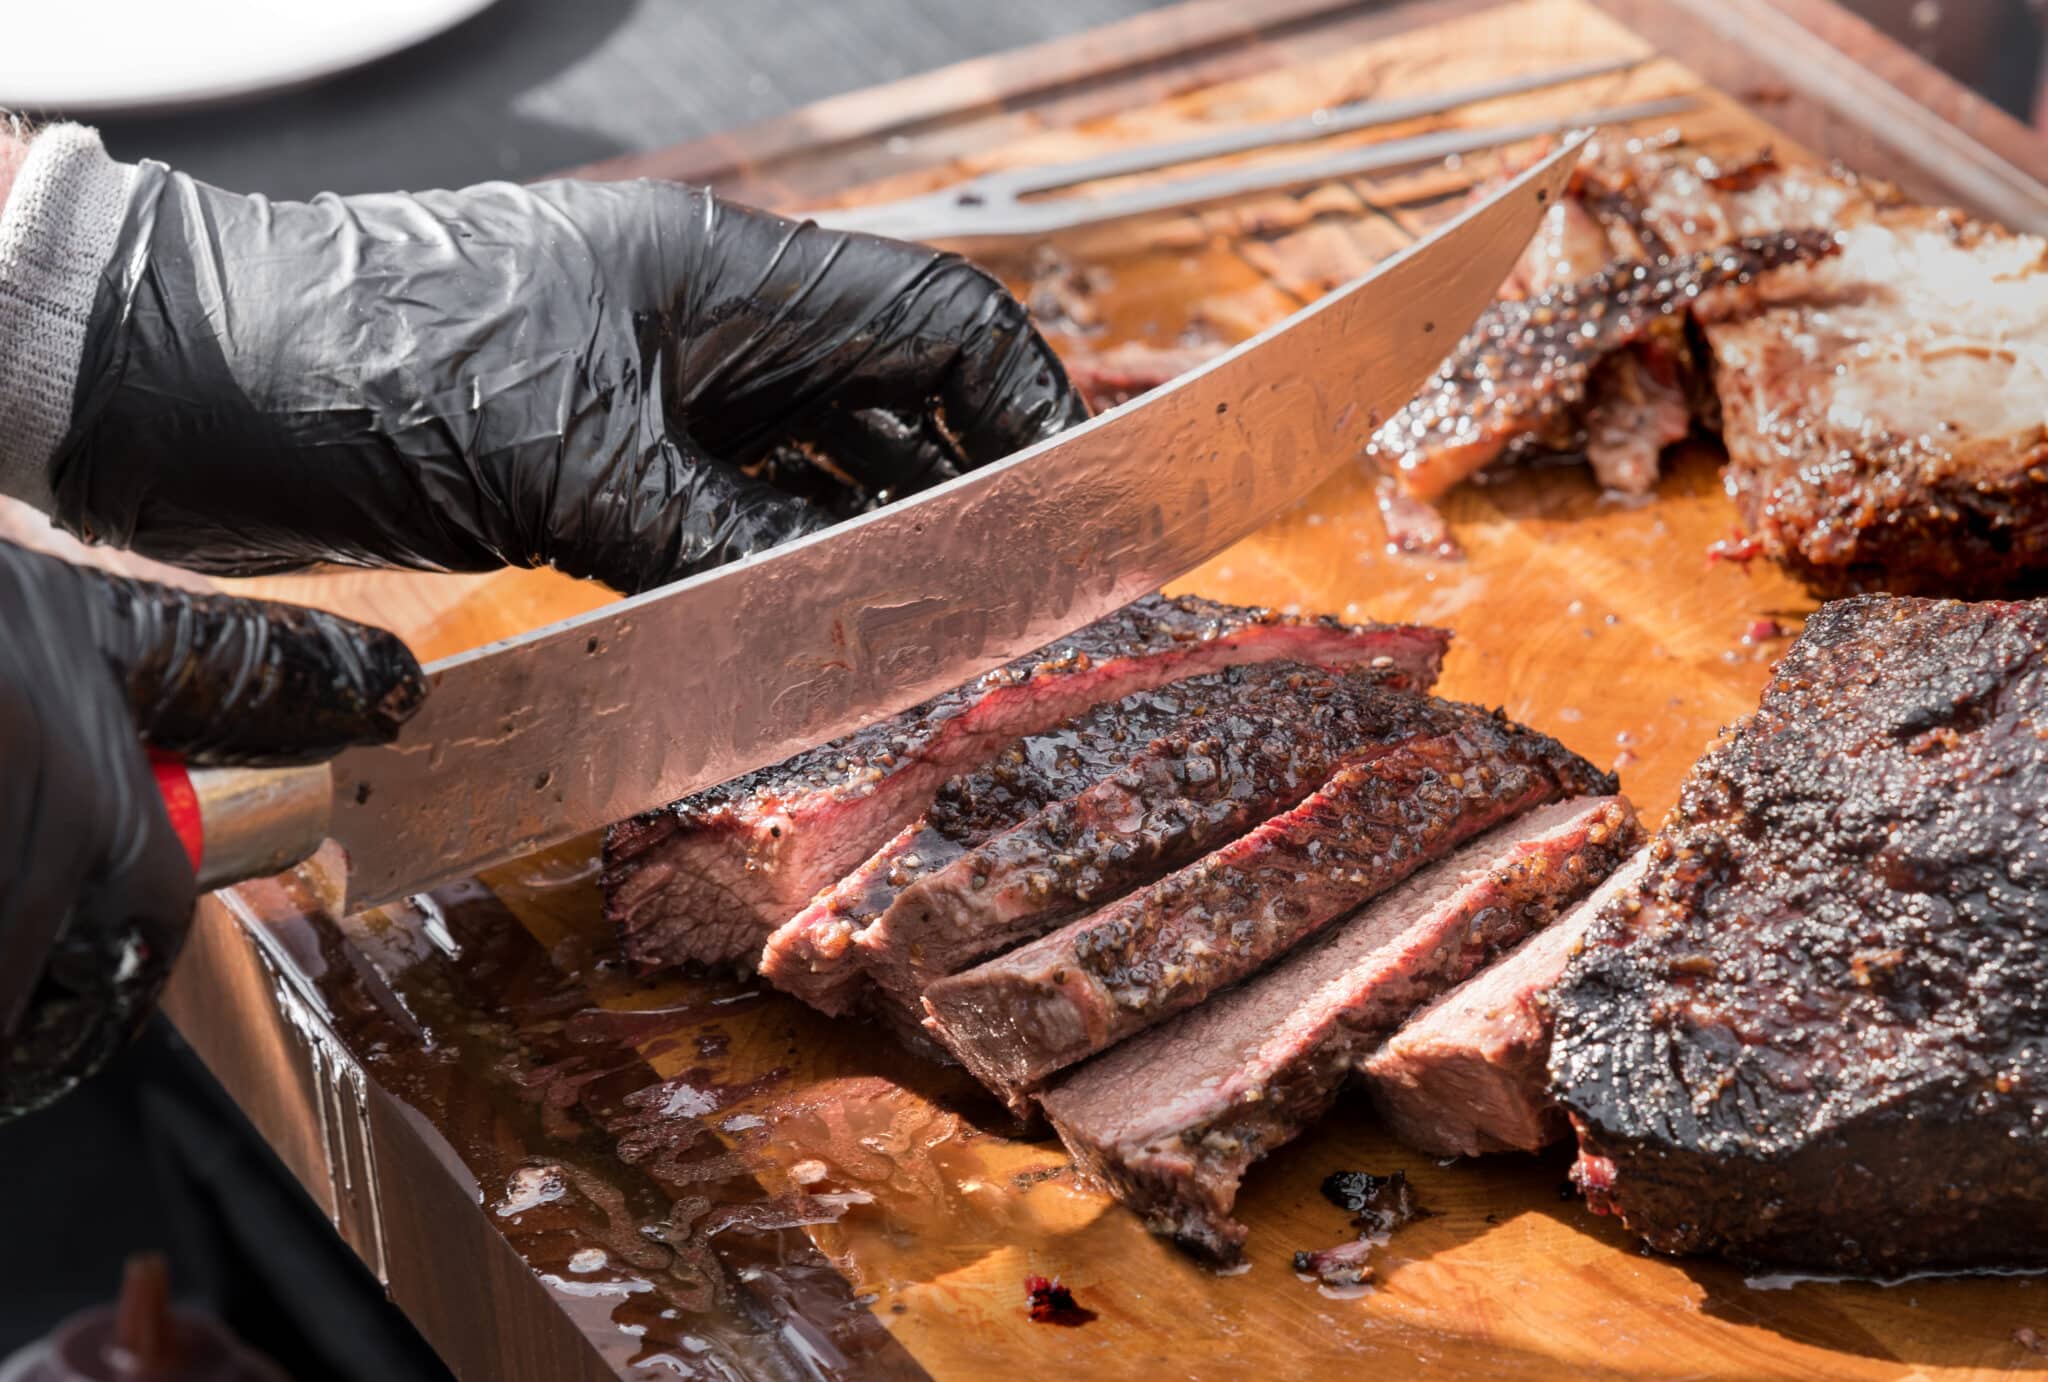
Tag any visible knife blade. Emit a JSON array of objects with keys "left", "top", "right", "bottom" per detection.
[{"left": 198, "top": 134, "right": 1583, "bottom": 914}]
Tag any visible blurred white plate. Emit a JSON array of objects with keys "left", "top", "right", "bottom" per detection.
[{"left": 0, "top": 0, "right": 499, "bottom": 114}]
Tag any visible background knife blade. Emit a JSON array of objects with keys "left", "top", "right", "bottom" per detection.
[{"left": 324, "top": 134, "right": 1584, "bottom": 912}]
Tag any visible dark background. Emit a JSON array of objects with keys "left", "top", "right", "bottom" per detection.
[
  {"left": 80, "top": 0, "right": 2048, "bottom": 199},
  {"left": 89, "top": 0, "right": 1176, "bottom": 198},
  {"left": 3, "top": 0, "right": 2042, "bottom": 1376}
]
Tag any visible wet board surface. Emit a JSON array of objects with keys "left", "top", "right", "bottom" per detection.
[{"left": 167, "top": 1, "right": 2048, "bottom": 1378}]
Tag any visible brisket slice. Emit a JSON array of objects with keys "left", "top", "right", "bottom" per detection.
[
  {"left": 761, "top": 674, "right": 1216, "bottom": 1015},
  {"left": 852, "top": 669, "right": 1467, "bottom": 1026},
  {"left": 602, "top": 595, "right": 1446, "bottom": 972},
  {"left": 1360, "top": 844, "right": 1646, "bottom": 1159},
  {"left": 923, "top": 717, "right": 1616, "bottom": 1106},
  {"left": 1548, "top": 596, "right": 2048, "bottom": 1274},
  {"left": 1040, "top": 795, "right": 1635, "bottom": 1262}
]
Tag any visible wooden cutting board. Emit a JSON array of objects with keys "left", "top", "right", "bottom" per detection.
[{"left": 163, "top": 2, "right": 2048, "bottom": 1378}]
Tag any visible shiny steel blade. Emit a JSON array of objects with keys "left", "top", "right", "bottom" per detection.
[{"left": 327, "top": 135, "right": 1584, "bottom": 912}]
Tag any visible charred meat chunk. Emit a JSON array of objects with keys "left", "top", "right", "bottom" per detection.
[
  {"left": 1364, "top": 232, "right": 1836, "bottom": 504},
  {"left": 1549, "top": 596, "right": 2048, "bottom": 1273}
]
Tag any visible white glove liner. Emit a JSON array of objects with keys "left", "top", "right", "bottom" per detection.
[{"left": 0, "top": 124, "right": 133, "bottom": 509}]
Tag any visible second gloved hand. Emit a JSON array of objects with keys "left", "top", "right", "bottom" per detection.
[
  {"left": 0, "top": 539, "right": 423, "bottom": 1121},
  {"left": 53, "top": 162, "right": 1090, "bottom": 594}
]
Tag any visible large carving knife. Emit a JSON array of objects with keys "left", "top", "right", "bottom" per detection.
[{"left": 165, "top": 136, "right": 1584, "bottom": 911}]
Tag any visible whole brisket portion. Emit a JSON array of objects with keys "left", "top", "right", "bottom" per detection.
[
  {"left": 1361, "top": 845, "right": 1646, "bottom": 1159},
  {"left": 924, "top": 717, "right": 1615, "bottom": 1106},
  {"left": 602, "top": 596, "right": 1446, "bottom": 971},
  {"left": 1042, "top": 794, "right": 1634, "bottom": 1262},
  {"left": 1549, "top": 597, "right": 2048, "bottom": 1274},
  {"left": 761, "top": 677, "right": 1214, "bottom": 1015},
  {"left": 852, "top": 669, "right": 1466, "bottom": 1025}
]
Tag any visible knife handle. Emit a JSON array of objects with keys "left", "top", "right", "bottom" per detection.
[{"left": 149, "top": 752, "right": 334, "bottom": 891}]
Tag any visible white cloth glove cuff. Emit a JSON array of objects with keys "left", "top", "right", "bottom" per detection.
[{"left": 0, "top": 125, "right": 134, "bottom": 511}]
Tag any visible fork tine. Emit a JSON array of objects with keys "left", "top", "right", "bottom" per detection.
[
  {"left": 981, "top": 54, "right": 1649, "bottom": 196},
  {"left": 840, "top": 97, "right": 1694, "bottom": 244}
]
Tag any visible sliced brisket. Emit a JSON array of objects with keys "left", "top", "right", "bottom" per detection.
[
  {"left": 924, "top": 719, "right": 1616, "bottom": 1107},
  {"left": 852, "top": 668, "right": 1468, "bottom": 1026},
  {"left": 1549, "top": 596, "right": 2048, "bottom": 1274},
  {"left": 602, "top": 596, "right": 1446, "bottom": 972},
  {"left": 1041, "top": 794, "right": 1634, "bottom": 1262},
  {"left": 761, "top": 677, "right": 1213, "bottom": 1015},
  {"left": 1360, "top": 844, "right": 1646, "bottom": 1159}
]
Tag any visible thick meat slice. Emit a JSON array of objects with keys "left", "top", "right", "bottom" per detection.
[
  {"left": 852, "top": 670, "right": 1467, "bottom": 1027},
  {"left": 1363, "top": 231, "right": 1836, "bottom": 504},
  {"left": 760, "top": 820, "right": 928, "bottom": 1015},
  {"left": 602, "top": 596, "right": 1447, "bottom": 972},
  {"left": 763, "top": 664, "right": 1358, "bottom": 1016},
  {"left": 1041, "top": 795, "right": 1635, "bottom": 1262},
  {"left": 1360, "top": 845, "right": 1646, "bottom": 1159},
  {"left": 1548, "top": 597, "right": 2048, "bottom": 1274},
  {"left": 924, "top": 724, "right": 1617, "bottom": 1107}
]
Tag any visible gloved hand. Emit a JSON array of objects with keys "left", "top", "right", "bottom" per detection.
[
  {"left": 55, "top": 165, "right": 1090, "bottom": 594},
  {"left": 0, "top": 539, "right": 424, "bottom": 1121}
]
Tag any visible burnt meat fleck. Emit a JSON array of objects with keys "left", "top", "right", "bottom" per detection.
[
  {"left": 1024, "top": 1275, "right": 1096, "bottom": 1326},
  {"left": 1320, "top": 1170, "right": 1427, "bottom": 1235}
]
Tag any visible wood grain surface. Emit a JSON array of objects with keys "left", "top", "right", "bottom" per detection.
[{"left": 185, "top": 2, "right": 2048, "bottom": 1377}]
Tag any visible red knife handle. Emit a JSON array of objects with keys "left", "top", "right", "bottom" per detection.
[
  {"left": 147, "top": 753, "right": 334, "bottom": 890},
  {"left": 149, "top": 751, "right": 206, "bottom": 872}
]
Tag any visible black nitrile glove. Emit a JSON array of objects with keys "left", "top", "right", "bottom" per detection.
[
  {"left": 54, "top": 167, "right": 1090, "bottom": 594},
  {"left": 0, "top": 539, "right": 424, "bottom": 1121}
]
